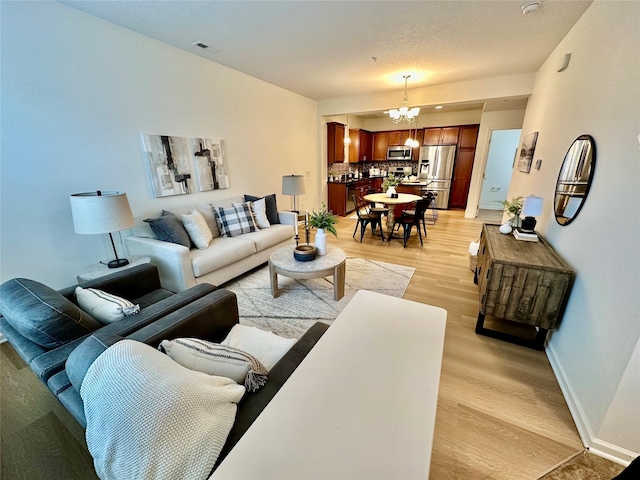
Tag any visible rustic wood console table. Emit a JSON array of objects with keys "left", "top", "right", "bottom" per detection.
[{"left": 475, "top": 224, "right": 573, "bottom": 350}]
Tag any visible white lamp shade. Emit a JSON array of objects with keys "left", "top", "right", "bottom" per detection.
[
  {"left": 282, "top": 175, "right": 305, "bottom": 195},
  {"left": 70, "top": 191, "right": 135, "bottom": 234},
  {"left": 522, "top": 195, "right": 544, "bottom": 217}
]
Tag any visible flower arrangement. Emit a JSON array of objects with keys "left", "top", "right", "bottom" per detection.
[
  {"left": 308, "top": 203, "right": 339, "bottom": 237},
  {"left": 497, "top": 196, "right": 524, "bottom": 225},
  {"left": 382, "top": 175, "right": 401, "bottom": 191}
]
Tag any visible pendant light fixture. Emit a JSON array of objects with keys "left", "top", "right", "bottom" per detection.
[
  {"left": 389, "top": 75, "right": 420, "bottom": 124},
  {"left": 344, "top": 114, "right": 351, "bottom": 146}
]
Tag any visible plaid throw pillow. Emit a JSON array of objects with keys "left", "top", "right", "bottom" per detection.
[{"left": 214, "top": 203, "right": 257, "bottom": 237}]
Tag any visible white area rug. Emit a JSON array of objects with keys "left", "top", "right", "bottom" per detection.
[{"left": 224, "top": 257, "right": 415, "bottom": 339}]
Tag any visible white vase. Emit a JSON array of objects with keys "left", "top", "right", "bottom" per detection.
[
  {"left": 315, "top": 228, "right": 327, "bottom": 256},
  {"left": 499, "top": 223, "right": 513, "bottom": 234},
  {"left": 386, "top": 186, "right": 397, "bottom": 198}
]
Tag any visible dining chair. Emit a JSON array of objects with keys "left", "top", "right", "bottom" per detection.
[
  {"left": 365, "top": 188, "right": 389, "bottom": 217},
  {"left": 401, "top": 191, "right": 436, "bottom": 236},
  {"left": 352, "top": 195, "right": 385, "bottom": 242},
  {"left": 391, "top": 198, "right": 430, "bottom": 247}
]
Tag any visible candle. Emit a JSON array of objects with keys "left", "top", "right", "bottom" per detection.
[{"left": 294, "top": 218, "right": 298, "bottom": 236}]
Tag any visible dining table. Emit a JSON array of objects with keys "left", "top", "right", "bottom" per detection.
[{"left": 363, "top": 192, "right": 422, "bottom": 239}]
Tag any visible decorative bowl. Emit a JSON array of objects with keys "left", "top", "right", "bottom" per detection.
[{"left": 293, "top": 245, "right": 317, "bottom": 262}]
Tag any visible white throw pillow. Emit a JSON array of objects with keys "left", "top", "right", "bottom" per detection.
[
  {"left": 221, "top": 324, "right": 296, "bottom": 371},
  {"left": 181, "top": 209, "right": 213, "bottom": 249},
  {"left": 75, "top": 287, "right": 140, "bottom": 324},
  {"left": 160, "top": 338, "right": 268, "bottom": 392},
  {"left": 251, "top": 197, "right": 270, "bottom": 229}
]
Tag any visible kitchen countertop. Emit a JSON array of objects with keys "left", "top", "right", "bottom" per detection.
[{"left": 327, "top": 176, "right": 385, "bottom": 184}]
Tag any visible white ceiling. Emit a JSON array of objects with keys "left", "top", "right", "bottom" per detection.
[{"left": 60, "top": 0, "right": 591, "bottom": 102}]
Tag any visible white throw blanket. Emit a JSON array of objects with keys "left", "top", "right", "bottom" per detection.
[{"left": 80, "top": 339, "right": 246, "bottom": 480}]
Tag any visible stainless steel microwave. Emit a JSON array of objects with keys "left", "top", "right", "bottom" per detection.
[{"left": 387, "top": 146, "right": 412, "bottom": 160}]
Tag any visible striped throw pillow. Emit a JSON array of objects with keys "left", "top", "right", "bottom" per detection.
[
  {"left": 214, "top": 203, "right": 257, "bottom": 237},
  {"left": 159, "top": 338, "right": 268, "bottom": 392},
  {"left": 75, "top": 287, "right": 140, "bottom": 325}
]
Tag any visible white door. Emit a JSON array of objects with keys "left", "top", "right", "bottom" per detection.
[{"left": 478, "top": 129, "right": 521, "bottom": 210}]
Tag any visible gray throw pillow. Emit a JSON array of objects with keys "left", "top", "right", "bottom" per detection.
[
  {"left": 244, "top": 194, "right": 280, "bottom": 225},
  {"left": 144, "top": 210, "right": 192, "bottom": 248},
  {"left": 0, "top": 278, "right": 102, "bottom": 348}
]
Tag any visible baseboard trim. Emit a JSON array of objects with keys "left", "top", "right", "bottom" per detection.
[
  {"left": 546, "top": 342, "right": 638, "bottom": 467},
  {"left": 589, "top": 439, "right": 637, "bottom": 466}
]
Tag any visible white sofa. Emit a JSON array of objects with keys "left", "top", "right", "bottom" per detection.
[{"left": 125, "top": 196, "right": 296, "bottom": 292}]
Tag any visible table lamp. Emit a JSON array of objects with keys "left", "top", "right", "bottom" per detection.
[
  {"left": 282, "top": 174, "right": 305, "bottom": 213},
  {"left": 520, "top": 195, "right": 544, "bottom": 233},
  {"left": 70, "top": 191, "right": 135, "bottom": 268}
]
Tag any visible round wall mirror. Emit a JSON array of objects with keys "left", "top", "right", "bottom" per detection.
[{"left": 554, "top": 135, "right": 596, "bottom": 226}]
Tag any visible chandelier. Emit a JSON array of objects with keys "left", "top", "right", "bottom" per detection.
[{"left": 388, "top": 75, "right": 420, "bottom": 124}]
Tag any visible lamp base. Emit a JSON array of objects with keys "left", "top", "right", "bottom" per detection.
[
  {"left": 107, "top": 258, "right": 130, "bottom": 269},
  {"left": 520, "top": 216, "right": 537, "bottom": 233}
]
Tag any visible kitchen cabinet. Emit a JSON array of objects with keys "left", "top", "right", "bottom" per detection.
[
  {"left": 449, "top": 150, "right": 475, "bottom": 209},
  {"left": 327, "top": 122, "right": 345, "bottom": 165},
  {"left": 411, "top": 129, "right": 424, "bottom": 161},
  {"left": 349, "top": 129, "right": 372, "bottom": 163},
  {"left": 328, "top": 179, "right": 383, "bottom": 217},
  {"left": 328, "top": 182, "right": 348, "bottom": 216},
  {"left": 387, "top": 130, "right": 414, "bottom": 146},
  {"left": 372, "top": 132, "right": 388, "bottom": 161},
  {"left": 449, "top": 124, "right": 479, "bottom": 209},
  {"left": 475, "top": 224, "right": 573, "bottom": 350},
  {"left": 423, "top": 127, "right": 459, "bottom": 145},
  {"left": 459, "top": 125, "right": 479, "bottom": 149}
]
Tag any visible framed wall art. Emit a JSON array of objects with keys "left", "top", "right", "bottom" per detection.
[
  {"left": 517, "top": 131, "right": 539, "bottom": 173},
  {"left": 190, "top": 137, "right": 229, "bottom": 191},
  {"left": 141, "top": 134, "right": 195, "bottom": 197}
]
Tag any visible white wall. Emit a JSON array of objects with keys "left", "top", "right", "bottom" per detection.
[
  {"left": 505, "top": 0, "right": 640, "bottom": 462},
  {"left": 0, "top": 1, "right": 318, "bottom": 289},
  {"left": 478, "top": 129, "right": 522, "bottom": 209}
]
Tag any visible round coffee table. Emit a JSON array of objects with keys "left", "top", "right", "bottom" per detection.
[{"left": 269, "top": 245, "right": 347, "bottom": 300}]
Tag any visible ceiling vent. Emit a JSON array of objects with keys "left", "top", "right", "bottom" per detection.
[{"left": 192, "top": 41, "right": 209, "bottom": 49}]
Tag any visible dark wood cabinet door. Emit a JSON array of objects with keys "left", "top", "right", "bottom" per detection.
[
  {"left": 359, "top": 130, "right": 372, "bottom": 161},
  {"left": 327, "top": 122, "right": 345, "bottom": 164},
  {"left": 459, "top": 125, "right": 479, "bottom": 149},
  {"left": 348, "top": 129, "right": 359, "bottom": 163},
  {"left": 423, "top": 128, "right": 441, "bottom": 145},
  {"left": 327, "top": 183, "right": 347, "bottom": 217},
  {"left": 449, "top": 149, "right": 476, "bottom": 209},
  {"left": 388, "top": 131, "right": 402, "bottom": 146},
  {"left": 372, "top": 132, "right": 389, "bottom": 161},
  {"left": 441, "top": 127, "right": 460, "bottom": 144},
  {"left": 335, "top": 124, "right": 345, "bottom": 162}
]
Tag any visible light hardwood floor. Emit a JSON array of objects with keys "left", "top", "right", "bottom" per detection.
[
  {"left": 1, "top": 209, "right": 594, "bottom": 479},
  {"left": 332, "top": 210, "right": 584, "bottom": 479}
]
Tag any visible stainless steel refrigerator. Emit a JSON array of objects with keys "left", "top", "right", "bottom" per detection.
[{"left": 418, "top": 145, "right": 456, "bottom": 209}]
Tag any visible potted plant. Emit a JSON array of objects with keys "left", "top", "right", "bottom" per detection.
[
  {"left": 382, "top": 175, "right": 400, "bottom": 197},
  {"left": 497, "top": 196, "right": 524, "bottom": 227},
  {"left": 308, "top": 203, "right": 338, "bottom": 255}
]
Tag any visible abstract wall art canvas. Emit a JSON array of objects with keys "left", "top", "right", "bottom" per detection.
[
  {"left": 190, "top": 137, "right": 229, "bottom": 191},
  {"left": 517, "top": 132, "right": 539, "bottom": 174},
  {"left": 141, "top": 134, "right": 196, "bottom": 197}
]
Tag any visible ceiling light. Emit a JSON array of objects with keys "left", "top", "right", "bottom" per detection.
[
  {"left": 192, "top": 41, "right": 209, "bottom": 49},
  {"left": 435, "top": 106, "right": 443, "bottom": 110},
  {"left": 388, "top": 75, "right": 420, "bottom": 124},
  {"left": 521, "top": 2, "right": 540, "bottom": 15}
]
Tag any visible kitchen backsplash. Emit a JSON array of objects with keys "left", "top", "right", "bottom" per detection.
[{"left": 329, "top": 161, "right": 416, "bottom": 177}]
